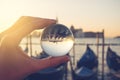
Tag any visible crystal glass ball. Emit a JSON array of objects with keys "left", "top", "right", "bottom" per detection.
[{"left": 40, "top": 24, "right": 74, "bottom": 56}]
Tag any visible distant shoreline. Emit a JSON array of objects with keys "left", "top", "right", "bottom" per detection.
[{"left": 115, "top": 36, "right": 120, "bottom": 39}]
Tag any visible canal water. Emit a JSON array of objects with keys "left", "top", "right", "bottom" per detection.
[{"left": 20, "top": 37, "right": 120, "bottom": 80}]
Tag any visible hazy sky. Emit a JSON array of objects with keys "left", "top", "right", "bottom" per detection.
[{"left": 0, "top": 0, "right": 120, "bottom": 37}]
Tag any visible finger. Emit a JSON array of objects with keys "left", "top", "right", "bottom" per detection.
[
  {"left": 12, "top": 16, "right": 56, "bottom": 30},
  {"left": 36, "top": 19, "right": 56, "bottom": 28},
  {"left": 33, "top": 18, "right": 56, "bottom": 29},
  {"left": 48, "top": 55, "right": 70, "bottom": 66},
  {"left": 19, "top": 16, "right": 56, "bottom": 29}
]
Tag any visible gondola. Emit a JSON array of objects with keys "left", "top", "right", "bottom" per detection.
[
  {"left": 106, "top": 47, "right": 120, "bottom": 79},
  {"left": 72, "top": 46, "right": 98, "bottom": 80},
  {"left": 25, "top": 51, "right": 67, "bottom": 80}
]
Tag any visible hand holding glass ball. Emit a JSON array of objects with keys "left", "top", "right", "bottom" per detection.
[{"left": 40, "top": 24, "right": 74, "bottom": 56}]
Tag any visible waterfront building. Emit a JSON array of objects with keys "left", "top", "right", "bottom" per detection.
[{"left": 70, "top": 25, "right": 84, "bottom": 38}]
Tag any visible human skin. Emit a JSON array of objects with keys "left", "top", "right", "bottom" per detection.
[{"left": 0, "top": 16, "right": 70, "bottom": 80}]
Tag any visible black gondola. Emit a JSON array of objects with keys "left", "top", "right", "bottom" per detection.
[
  {"left": 106, "top": 47, "right": 120, "bottom": 79},
  {"left": 72, "top": 46, "right": 98, "bottom": 80},
  {"left": 25, "top": 51, "right": 67, "bottom": 80}
]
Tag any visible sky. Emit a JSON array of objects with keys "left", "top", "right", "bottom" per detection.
[{"left": 0, "top": 0, "right": 120, "bottom": 38}]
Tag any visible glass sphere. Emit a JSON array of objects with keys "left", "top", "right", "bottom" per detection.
[{"left": 40, "top": 24, "right": 74, "bottom": 56}]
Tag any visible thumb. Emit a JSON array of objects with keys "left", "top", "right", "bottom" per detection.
[{"left": 33, "top": 55, "right": 70, "bottom": 72}]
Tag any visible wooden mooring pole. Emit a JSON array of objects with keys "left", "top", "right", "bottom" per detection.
[
  {"left": 25, "top": 35, "right": 29, "bottom": 53},
  {"left": 96, "top": 32, "right": 99, "bottom": 58},
  {"left": 73, "top": 44, "right": 76, "bottom": 65},
  {"left": 96, "top": 32, "right": 99, "bottom": 79},
  {"left": 102, "top": 30, "right": 105, "bottom": 80},
  {"left": 29, "top": 34, "right": 33, "bottom": 57}
]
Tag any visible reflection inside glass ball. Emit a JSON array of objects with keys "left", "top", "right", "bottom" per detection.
[{"left": 40, "top": 24, "right": 74, "bottom": 56}]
